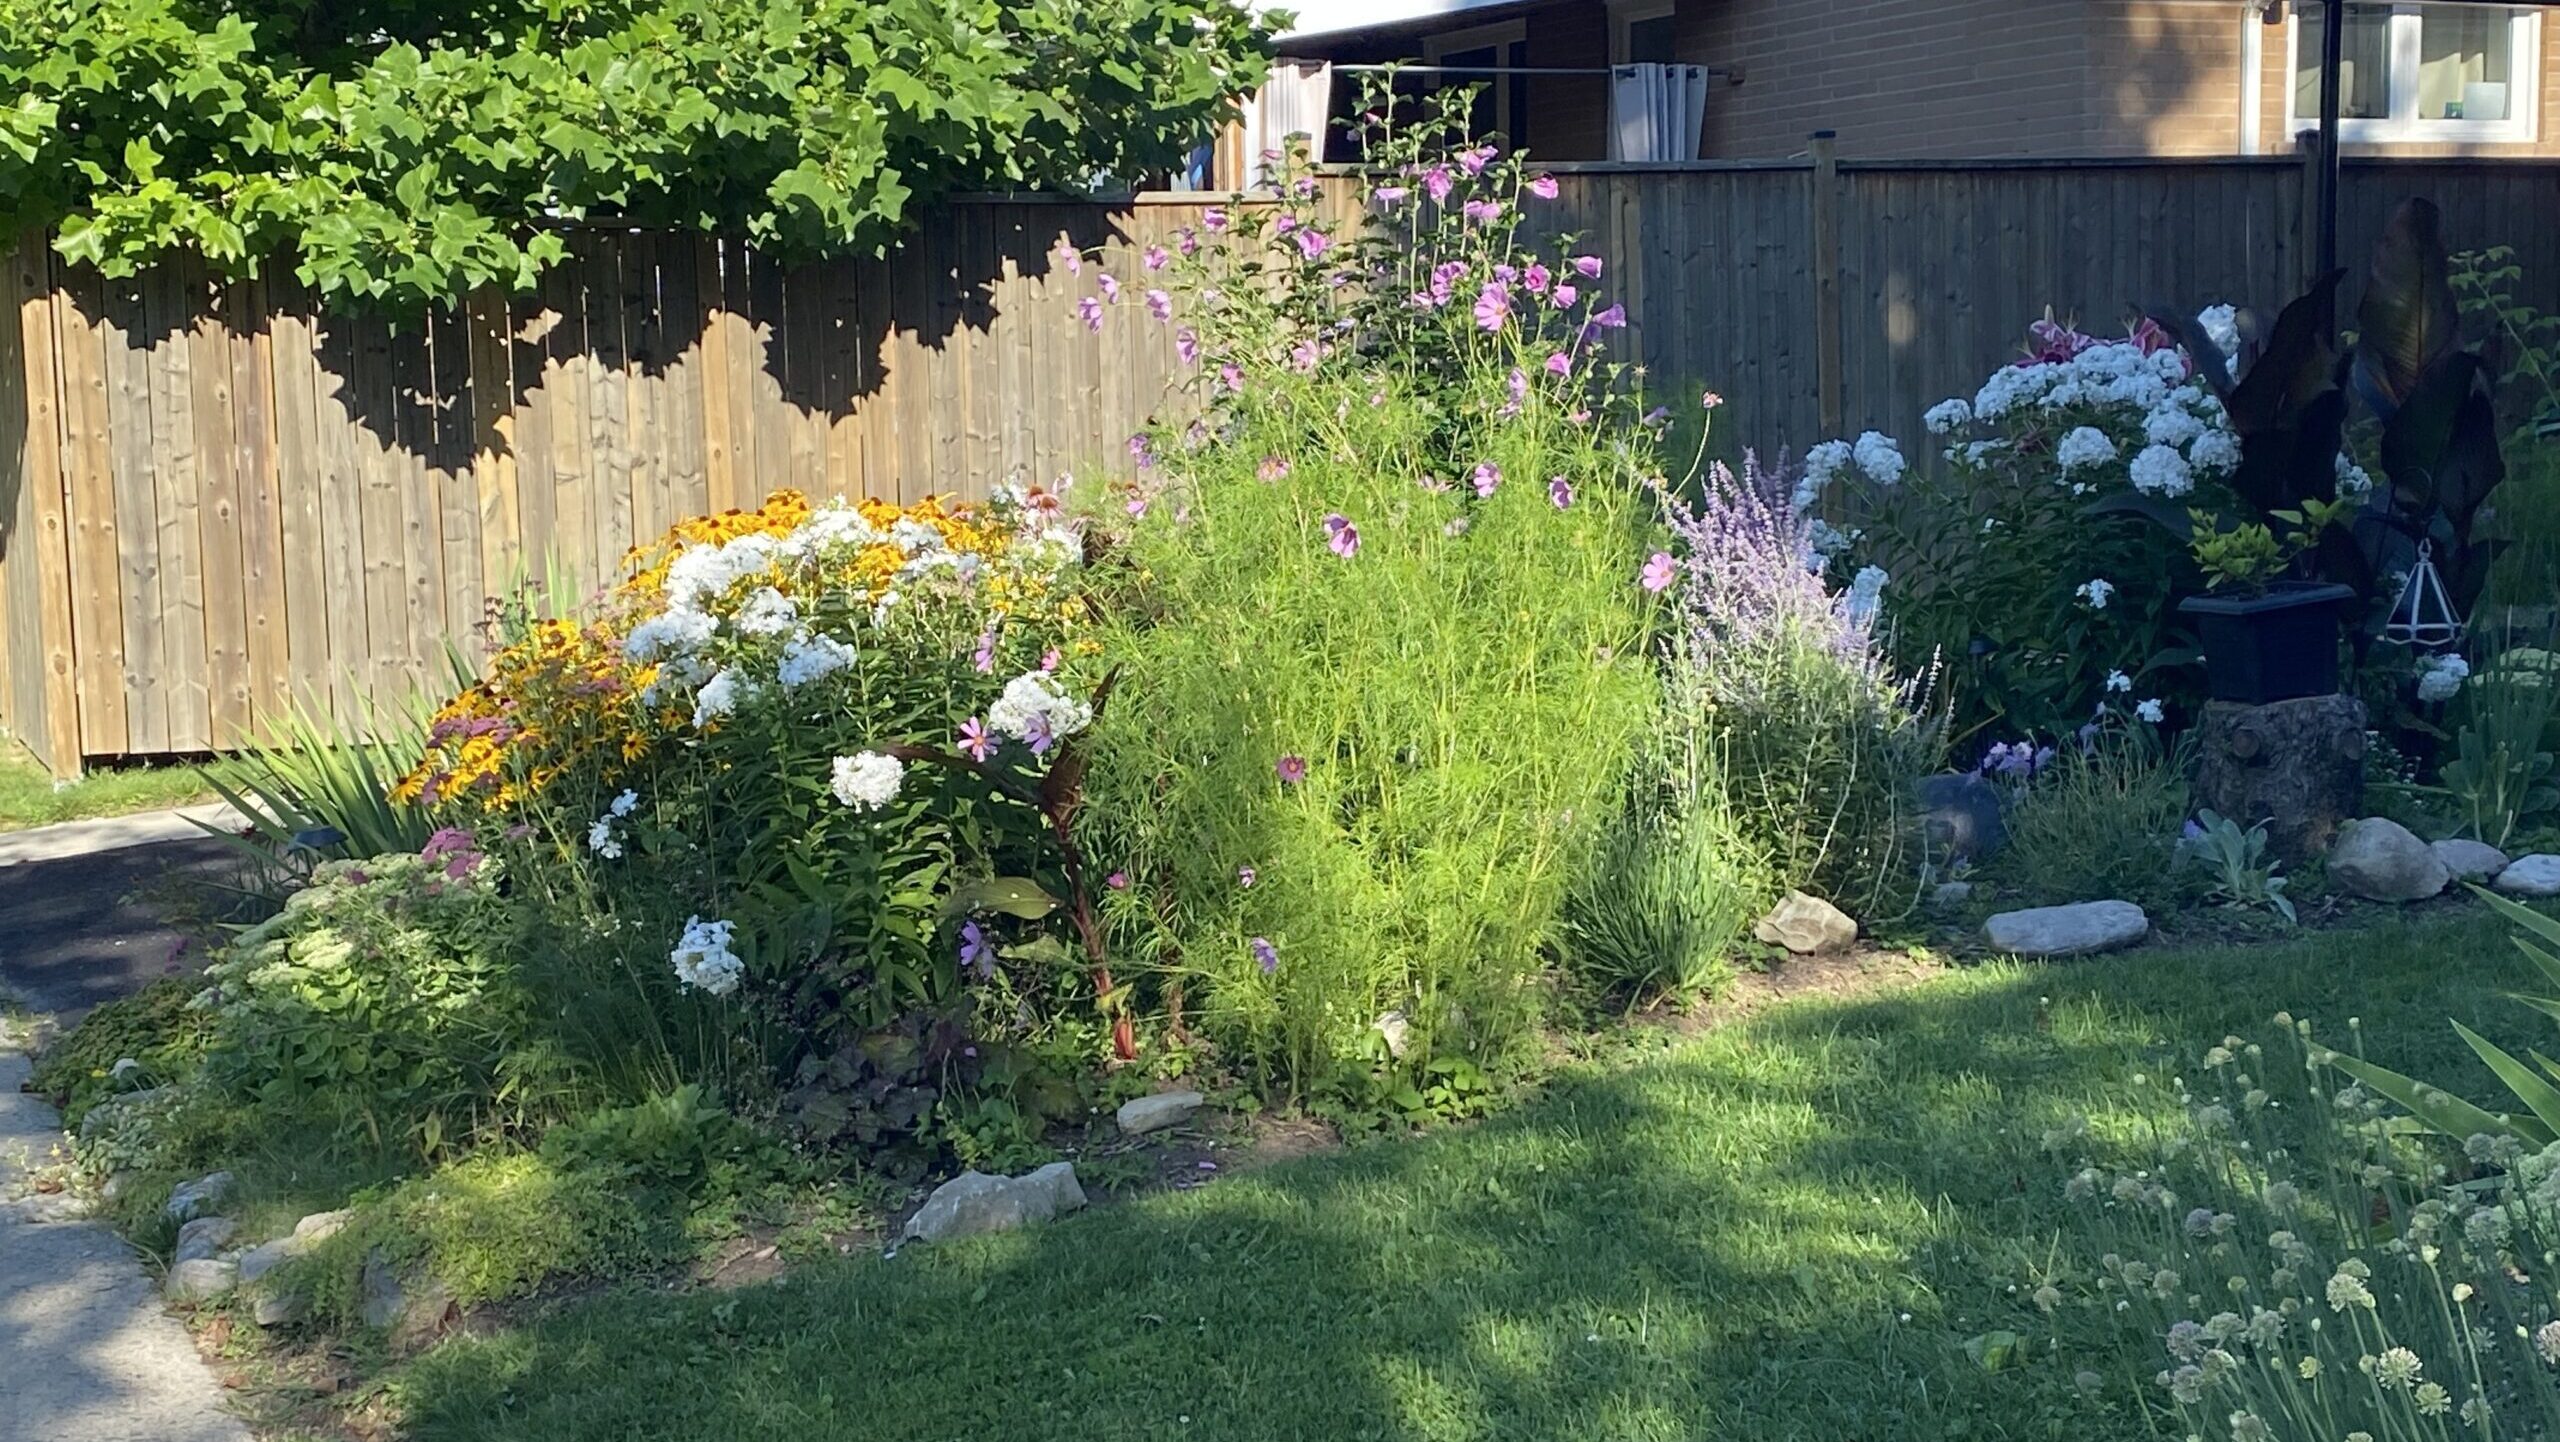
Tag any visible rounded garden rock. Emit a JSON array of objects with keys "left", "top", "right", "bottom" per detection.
[
  {"left": 2431, "top": 838, "right": 2511, "bottom": 883},
  {"left": 163, "top": 1256, "right": 238, "bottom": 1303},
  {"left": 240, "top": 1208, "right": 355, "bottom": 1285},
  {"left": 2327, "top": 818, "right": 2449, "bottom": 903},
  {"left": 901, "top": 1163, "right": 1086, "bottom": 1245},
  {"left": 1752, "top": 891, "right": 1857, "bottom": 955},
  {"left": 162, "top": 1170, "right": 233, "bottom": 1223},
  {"left": 1982, "top": 900, "right": 2149, "bottom": 958},
  {"left": 2494, "top": 854, "right": 2560, "bottom": 898},
  {"left": 1116, "top": 1090, "right": 1205, "bottom": 1136},
  {"left": 174, "top": 1216, "right": 238, "bottom": 1264}
]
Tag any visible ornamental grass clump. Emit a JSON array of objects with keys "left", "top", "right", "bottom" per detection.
[{"left": 1074, "top": 89, "right": 1657, "bottom": 1093}]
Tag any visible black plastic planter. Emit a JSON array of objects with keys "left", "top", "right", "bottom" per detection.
[{"left": 2177, "top": 582, "right": 2356, "bottom": 704}]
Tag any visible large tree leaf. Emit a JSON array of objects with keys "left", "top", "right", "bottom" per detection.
[
  {"left": 2226, "top": 273, "right": 2341, "bottom": 435},
  {"left": 2354, "top": 197, "right": 2461, "bottom": 419}
]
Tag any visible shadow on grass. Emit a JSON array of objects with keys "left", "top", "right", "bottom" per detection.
[{"left": 391, "top": 907, "right": 2534, "bottom": 1442}]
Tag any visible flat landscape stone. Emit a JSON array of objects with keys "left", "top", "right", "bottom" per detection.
[
  {"left": 173, "top": 1215, "right": 237, "bottom": 1264},
  {"left": 2432, "top": 838, "right": 2511, "bottom": 883},
  {"left": 901, "top": 1163, "right": 1087, "bottom": 1245},
  {"left": 1116, "top": 1090, "right": 1206, "bottom": 1136},
  {"left": 2495, "top": 854, "right": 2560, "bottom": 897},
  {"left": 1753, "top": 891, "right": 1858, "bottom": 955},
  {"left": 1982, "top": 900, "right": 2149, "bottom": 958}
]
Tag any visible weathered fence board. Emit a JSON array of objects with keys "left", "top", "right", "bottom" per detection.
[{"left": 0, "top": 156, "right": 2552, "bottom": 770}]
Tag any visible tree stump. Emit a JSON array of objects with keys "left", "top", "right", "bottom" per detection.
[{"left": 2188, "top": 695, "right": 2368, "bottom": 863}]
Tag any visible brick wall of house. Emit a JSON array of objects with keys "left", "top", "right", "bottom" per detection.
[
  {"left": 1527, "top": 4, "right": 1614, "bottom": 158},
  {"left": 1675, "top": 0, "right": 2094, "bottom": 159},
  {"left": 2089, "top": 0, "right": 2248, "bottom": 155}
]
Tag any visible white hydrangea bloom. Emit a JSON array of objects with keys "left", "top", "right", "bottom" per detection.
[
  {"left": 2055, "top": 426, "right": 2119, "bottom": 473},
  {"left": 829, "top": 751, "right": 906, "bottom": 811},
  {"left": 2077, "top": 578, "right": 2116, "bottom": 610},
  {"left": 2417, "top": 653, "right": 2470, "bottom": 703},
  {"left": 1922, "top": 398, "right": 1972, "bottom": 435},
  {"left": 624, "top": 606, "right": 716, "bottom": 662},
  {"left": 2129, "top": 444, "right": 2195, "bottom": 497},
  {"left": 2143, "top": 404, "right": 2205, "bottom": 449},
  {"left": 2187, "top": 429, "right": 2242, "bottom": 475},
  {"left": 691, "top": 665, "right": 752, "bottom": 729},
  {"left": 1852, "top": 430, "right": 1906, "bottom": 485},
  {"left": 987, "top": 671, "right": 1095, "bottom": 742},
  {"left": 2197, "top": 303, "right": 2241, "bottom": 360},
  {"left": 1843, "top": 565, "right": 1888, "bottom": 625},
  {"left": 730, "top": 586, "right": 799, "bottom": 636},
  {"left": 670, "top": 915, "right": 744, "bottom": 996},
  {"left": 776, "top": 632, "right": 855, "bottom": 689},
  {"left": 2147, "top": 347, "right": 2190, "bottom": 383}
]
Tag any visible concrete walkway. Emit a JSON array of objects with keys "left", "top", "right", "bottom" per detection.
[
  {"left": 1, "top": 1050, "right": 251, "bottom": 1442},
  {"left": 0, "top": 807, "right": 251, "bottom": 1020}
]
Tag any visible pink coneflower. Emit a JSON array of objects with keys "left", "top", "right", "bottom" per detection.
[
  {"left": 1076, "top": 296, "right": 1104, "bottom": 331},
  {"left": 1472, "top": 281, "right": 1510, "bottom": 332},
  {"left": 959, "top": 716, "right": 993, "bottom": 761},
  {"left": 1571, "top": 255, "right": 1603, "bottom": 278},
  {"left": 1145, "top": 289, "right": 1173, "bottom": 322},
  {"left": 1549, "top": 476, "right": 1575, "bottom": 509},
  {"left": 1640, "top": 551, "right": 1678, "bottom": 592},
  {"left": 1175, "top": 327, "right": 1200, "bottom": 366},
  {"left": 1142, "top": 244, "right": 1170, "bottom": 271},
  {"left": 1528, "top": 173, "right": 1559, "bottom": 200},
  {"left": 1052, "top": 238, "right": 1083, "bottom": 274},
  {"left": 1323, "top": 513, "right": 1360, "bottom": 558},
  {"left": 1258, "top": 455, "right": 1291, "bottom": 482},
  {"left": 1276, "top": 754, "right": 1308, "bottom": 783},
  {"left": 1472, "top": 461, "right": 1502, "bottom": 498}
]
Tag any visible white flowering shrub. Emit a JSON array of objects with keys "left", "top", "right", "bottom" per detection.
[
  {"left": 2031, "top": 1018, "right": 2560, "bottom": 1442},
  {"left": 1799, "top": 312, "right": 2368, "bottom": 747}
]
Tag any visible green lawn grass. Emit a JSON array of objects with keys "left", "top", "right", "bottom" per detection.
[
  {"left": 393, "top": 906, "right": 2537, "bottom": 1442},
  {"left": 0, "top": 740, "right": 210, "bottom": 830}
]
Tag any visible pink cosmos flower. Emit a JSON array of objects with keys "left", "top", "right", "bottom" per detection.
[
  {"left": 1258, "top": 455, "right": 1291, "bottom": 482},
  {"left": 972, "top": 627, "right": 998, "bottom": 672},
  {"left": 1289, "top": 339, "right": 1323, "bottom": 372},
  {"left": 1076, "top": 296, "right": 1104, "bottom": 331},
  {"left": 959, "top": 716, "right": 993, "bottom": 761},
  {"left": 1323, "top": 513, "right": 1360, "bottom": 558},
  {"left": 1145, "top": 289, "right": 1173, "bottom": 322},
  {"left": 1640, "top": 551, "right": 1677, "bottom": 592},
  {"left": 1571, "top": 255, "right": 1603, "bottom": 278},
  {"left": 1418, "top": 474, "right": 1453, "bottom": 494},
  {"left": 1142, "top": 244, "right": 1169, "bottom": 271},
  {"left": 1528, "top": 173, "right": 1559, "bottom": 200},
  {"left": 1701, "top": 390, "right": 1724, "bottom": 409},
  {"left": 1276, "top": 754, "right": 1308, "bottom": 783},
  {"left": 1052, "top": 238, "right": 1083, "bottom": 274},
  {"left": 1219, "top": 363, "right": 1245, "bottom": 393},
  {"left": 1461, "top": 198, "right": 1502, "bottom": 226},
  {"left": 1237, "top": 866, "right": 1257, "bottom": 889},
  {"left": 1472, "top": 461, "right": 1502, "bottom": 498},
  {"left": 1041, "top": 647, "right": 1062, "bottom": 673},
  {"left": 1472, "top": 281, "right": 1510, "bottom": 332},
  {"left": 1096, "top": 273, "right": 1121, "bottom": 302},
  {"left": 1549, "top": 477, "right": 1575, "bottom": 509},
  {"left": 1175, "top": 327, "right": 1200, "bottom": 365}
]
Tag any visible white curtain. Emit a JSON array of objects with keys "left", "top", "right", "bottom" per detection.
[
  {"left": 1249, "top": 61, "right": 1335, "bottom": 187},
  {"left": 1607, "top": 63, "right": 1709, "bottom": 162}
]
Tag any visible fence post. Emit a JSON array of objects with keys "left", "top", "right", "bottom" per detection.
[
  {"left": 2294, "top": 127, "right": 2323, "bottom": 294},
  {"left": 1808, "top": 131, "right": 1843, "bottom": 436},
  {"left": 8, "top": 232, "right": 82, "bottom": 776}
]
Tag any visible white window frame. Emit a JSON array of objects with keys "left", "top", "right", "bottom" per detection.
[
  {"left": 2284, "top": 3, "right": 2543, "bottom": 145},
  {"left": 1422, "top": 20, "right": 1529, "bottom": 141},
  {"left": 1610, "top": 0, "right": 1677, "bottom": 67}
]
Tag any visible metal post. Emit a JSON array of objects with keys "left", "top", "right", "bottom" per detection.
[{"left": 2317, "top": 0, "right": 2344, "bottom": 330}]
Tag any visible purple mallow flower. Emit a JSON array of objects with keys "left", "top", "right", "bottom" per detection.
[{"left": 1528, "top": 174, "right": 1559, "bottom": 200}]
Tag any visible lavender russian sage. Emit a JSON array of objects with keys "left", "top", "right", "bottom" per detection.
[{"left": 1657, "top": 452, "right": 1886, "bottom": 683}]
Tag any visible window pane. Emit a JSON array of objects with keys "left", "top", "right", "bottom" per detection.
[
  {"left": 2418, "top": 7, "right": 2516, "bottom": 121},
  {"left": 2295, "top": 3, "right": 2392, "bottom": 120},
  {"left": 1627, "top": 13, "right": 1677, "bottom": 65}
]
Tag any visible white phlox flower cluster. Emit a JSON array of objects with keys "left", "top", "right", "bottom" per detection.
[
  {"left": 2417, "top": 652, "right": 2470, "bottom": 703},
  {"left": 587, "top": 789, "right": 640, "bottom": 859},
  {"left": 670, "top": 915, "right": 744, "bottom": 996},
  {"left": 2055, "top": 426, "right": 2118, "bottom": 473},
  {"left": 988, "top": 671, "right": 1096, "bottom": 743},
  {"left": 1843, "top": 566, "right": 1888, "bottom": 625},
  {"left": 2130, "top": 443, "right": 2195, "bottom": 498},
  {"left": 777, "top": 632, "right": 855, "bottom": 689},
  {"left": 830, "top": 751, "right": 906, "bottom": 811}
]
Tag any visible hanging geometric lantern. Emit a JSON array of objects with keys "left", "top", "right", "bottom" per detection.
[{"left": 2381, "top": 540, "right": 2465, "bottom": 649}]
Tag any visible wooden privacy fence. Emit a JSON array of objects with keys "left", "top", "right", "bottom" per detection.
[{"left": 2, "top": 154, "right": 2554, "bottom": 773}]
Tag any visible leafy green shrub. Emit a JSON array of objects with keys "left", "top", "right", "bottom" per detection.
[
  {"left": 2423, "top": 642, "right": 2560, "bottom": 849},
  {"left": 1, "top": 0, "right": 1273, "bottom": 309},
  {"left": 28, "top": 976, "right": 206, "bottom": 1127},
  {"left": 2175, "top": 809, "right": 2294, "bottom": 924},
  {"left": 1996, "top": 720, "right": 2192, "bottom": 910},
  {"left": 1561, "top": 732, "right": 1766, "bottom": 1005},
  {"left": 1077, "top": 100, "right": 1658, "bottom": 1090},
  {"left": 198, "top": 850, "right": 547, "bottom": 1157}
]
